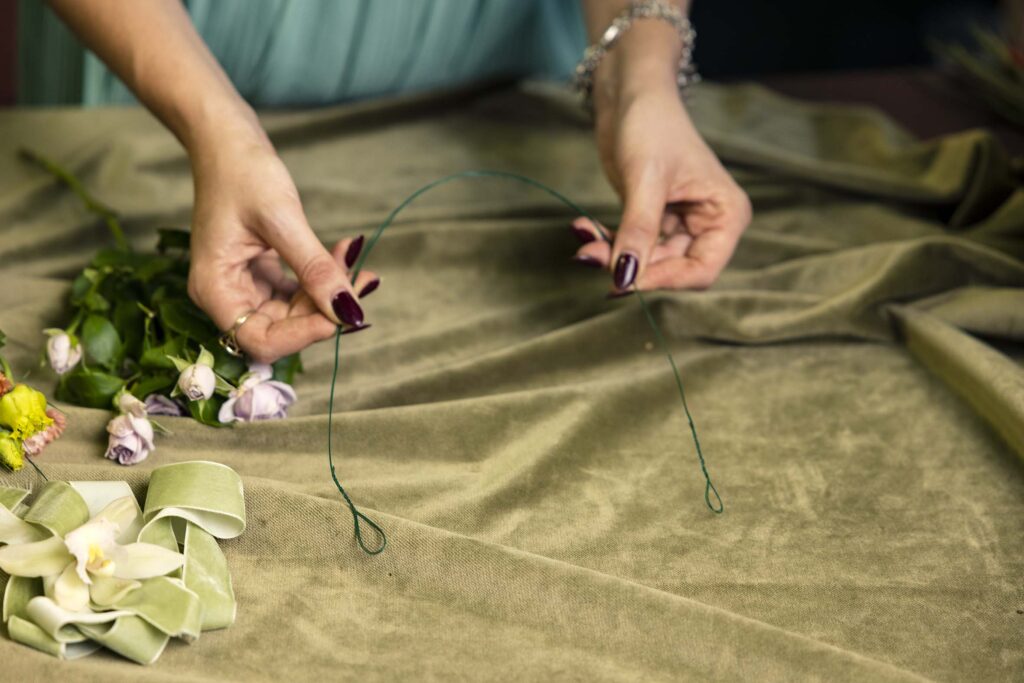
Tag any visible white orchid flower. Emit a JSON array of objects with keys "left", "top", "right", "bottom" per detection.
[{"left": 0, "top": 495, "right": 184, "bottom": 613}]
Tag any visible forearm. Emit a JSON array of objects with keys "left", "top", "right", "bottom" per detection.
[
  {"left": 580, "top": 0, "right": 689, "bottom": 112},
  {"left": 48, "top": 0, "right": 264, "bottom": 156}
]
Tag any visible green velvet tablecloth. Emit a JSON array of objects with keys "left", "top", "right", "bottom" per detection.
[{"left": 0, "top": 83, "right": 1021, "bottom": 681}]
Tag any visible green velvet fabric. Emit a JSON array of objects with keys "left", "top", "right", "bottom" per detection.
[{"left": 0, "top": 83, "right": 1021, "bottom": 680}]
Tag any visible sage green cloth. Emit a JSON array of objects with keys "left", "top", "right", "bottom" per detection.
[{"left": 0, "top": 82, "right": 1022, "bottom": 680}]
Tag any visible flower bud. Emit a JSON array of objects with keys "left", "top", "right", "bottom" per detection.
[
  {"left": 177, "top": 364, "right": 216, "bottom": 402},
  {"left": 45, "top": 331, "right": 82, "bottom": 375}
]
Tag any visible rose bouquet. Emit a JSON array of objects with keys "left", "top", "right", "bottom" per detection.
[{"left": 21, "top": 149, "right": 301, "bottom": 465}]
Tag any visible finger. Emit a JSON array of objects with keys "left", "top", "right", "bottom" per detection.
[
  {"left": 235, "top": 310, "right": 338, "bottom": 364},
  {"left": 258, "top": 212, "right": 366, "bottom": 329},
  {"left": 611, "top": 174, "right": 670, "bottom": 291},
  {"left": 573, "top": 239, "right": 611, "bottom": 269},
  {"left": 354, "top": 271, "right": 381, "bottom": 298},
  {"left": 251, "top": 252, "right": 299, "bottom": 300},
  {"left": 636, "top": 229, "right": 738, "bottom": 290},
  {"left": 570, "top": 217, "right": 612, "bottom": 244}
]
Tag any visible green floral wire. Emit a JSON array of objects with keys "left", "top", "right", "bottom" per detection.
[{"left": 329, "top": 170, "right": 724, "bottom": 556}]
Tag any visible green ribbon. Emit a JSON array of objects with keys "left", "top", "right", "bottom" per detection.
[{"left": 0, "top": 460, "right": 245, "bottom": 665}]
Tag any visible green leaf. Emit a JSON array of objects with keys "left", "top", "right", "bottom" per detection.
[
  {"left": 158, "top": 300, "right": 217, "bottom": 342},
  {"left": 113, "top": 300, "right": 145, "bottom": 360},
  {"left": 85, "top": 291, "right": 110, "bottom": 312},
  {"left": 92, "top": 248, "right": 141, "bottom": 269},
  {"left": 57, "top": 370, "right": 125, "bottom": 409},
  {"left": 135, "top": 256, "right": 175, "bottom": 282},
  {"left": 156, "top": 228, "right": 191, "bottom": 253},
  {"left": 187, "top": 398, "right": 226, "bottom": 428},
  {"left": 272, "top": 353, "right": 303, "bottom": 385},
  {"left": 131, "top": 373, "right": 176, "bottom": 399},
  {"left": 140, "top": 336, "right": 186, "bottom": 370},
  {"left": 0, "top": 328, "right": 6, "bottom": 350},
  {"left": 81, "top": 315, "right": 122, "bottom": 368},
  {"left": 211, "top": 346, "right": 246, "bottom": 382},
  {"left": 70, "top": 273, "right": 91, "bottom": 302}
]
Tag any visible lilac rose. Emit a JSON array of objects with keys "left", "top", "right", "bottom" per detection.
[
  {"left": 144, "top": 394, "right": 185, "bottom": 417},
  {"left": 104, "top": 413, "right": 155, "bottom": 465},
  {"left": 218, "top": 364, "right": 296, "bottom": 423}
]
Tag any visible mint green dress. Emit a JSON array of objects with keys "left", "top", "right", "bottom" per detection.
[{"left": 18, "top": 0, "right": 587, "bottom": 106}]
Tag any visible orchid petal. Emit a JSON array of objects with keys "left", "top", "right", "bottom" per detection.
[
  {"left": 53, "top": 562, "right": 89, "bottom": 612},
  {"left": 0, "top": 536, "right": 72, "bottom": 577},
  {"left": 108, "top": 542, "right": 185, "bottom": 579},
  {"left": 63, "top": 519, "right": 118, "bottom": 584}
]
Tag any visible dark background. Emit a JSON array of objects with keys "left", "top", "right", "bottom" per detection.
[{"left": 690, "top": 0, "right": 1000, "bottom": 77}]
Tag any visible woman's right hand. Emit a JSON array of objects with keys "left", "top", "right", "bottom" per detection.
[{"left": 187, "top": 128, "right": 379, "bottom": 364}]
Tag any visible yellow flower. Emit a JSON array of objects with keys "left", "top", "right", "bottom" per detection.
[
  {"left": 0, "top": 433, "right": 23, "bottom": 471},
  {"left": 0, "top": 384, "right": 53, "bottom": 440}
]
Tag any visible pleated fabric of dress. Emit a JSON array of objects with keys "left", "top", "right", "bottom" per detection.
[{"left": 18, "top": 0, "right": 587, "bottom": 106}]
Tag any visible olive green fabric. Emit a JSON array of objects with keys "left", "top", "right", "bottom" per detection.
[{"left": 0, "top": 83, "right": 1022, "bottom": 680}]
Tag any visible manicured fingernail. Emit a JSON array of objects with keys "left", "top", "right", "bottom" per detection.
[
  {"left": 345, "top": 235, "right": 365, "bottom": 268},
  {"left": 571, "top": 225, "right": 596, "bottom": 244},
  {"left": 331, "top": 291, "right": 364, "bottom": 327},
  {"left": 359, "top": 277, "right": 380, "bottom": 297},
  {"left": 571, "top": 254, "right": 603, "bottom": 268},
  {"left": 606, "top": 289, "right": 635, "bottom": 300},
  {"left": 613, "top": 252, "right": 638, "bottom": 289},
  {"left": 340, "top": 323, "right": 371, "bottom": 335}
]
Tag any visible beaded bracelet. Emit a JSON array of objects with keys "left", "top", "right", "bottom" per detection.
[{"left": 572, "top": 0, "right": 699, "bottom": 109}]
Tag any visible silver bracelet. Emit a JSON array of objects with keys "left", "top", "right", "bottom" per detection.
[{"left": 572, "top": 0, "right": 699, "bottom": 108}]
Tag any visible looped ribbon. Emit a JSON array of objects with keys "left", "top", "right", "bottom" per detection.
[{"left": 0, "top": 460, "right": 245, "bottom": 664}]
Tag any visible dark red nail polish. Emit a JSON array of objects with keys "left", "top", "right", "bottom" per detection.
[
  {"left": 331, "top": 291, "right": 364, "bottom": 327},
  {"left": 340, "top": 323, "right": 371, "bottom": 335},
  {"left": 359, "top": 277, "right": 380, "bottom": 297},
  {"left": 345, "top": 235, "right": 365, "bottom": 268},
  {"left": 571, "top": 225, "right": 596, "bottom": 245},
  {"left": 571, "top": 255, "right": 602, "bottom": 268},
  {"left": 613, "top": 253, "right": 638, "bottom": 290}
]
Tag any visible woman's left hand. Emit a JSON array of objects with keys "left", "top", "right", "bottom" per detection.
[{"left": 571, "top": 70, "right": 751, "bottom": 294}]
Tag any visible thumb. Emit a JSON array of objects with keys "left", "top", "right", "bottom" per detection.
[
  {"left": 260, "top": 214, "right": 366, "bottom": 329},
  {"left": 611, "top": 174, "right": 668, "bottom": 291}
]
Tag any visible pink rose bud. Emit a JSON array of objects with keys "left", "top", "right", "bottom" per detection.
[
  {"left": 177, "top": 364, "right": 216, "bottom": 401},
  {"left": 45, "top": 331, "right": 83, "bottom": 375},
  {"left": 104, "top": 413, "right": 155, "bottom": 466}
]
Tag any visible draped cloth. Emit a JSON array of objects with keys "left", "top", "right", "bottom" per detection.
[{"left": 0, "top": 82, "right": 1021, "bottom": 680}]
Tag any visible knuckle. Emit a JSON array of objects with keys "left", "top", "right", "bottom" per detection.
[{"left": 297, "top": 253, "right": 341, "bottom": 290}]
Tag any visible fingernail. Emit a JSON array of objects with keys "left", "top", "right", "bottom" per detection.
[
  {"left": 359, "top": 277, "right": 380, "bottom": 297},
  {"left": 331, "top": 291, "right": 364, "bottom": 327},
  {"left": 613, "top": 252, "right": 638, "bottom": 289},
  {"left": 606, "top": 289, "right": 635, "bottom": 300},
  {"left": 571, "top": 255, "right": 603, "bottom": 268},
  {"left": 345, "top": 235, "right": 365, "bottom": 268},
  {"left": 340, "top": 323, "right": 371, "bottom": 336},
  {"left": 571, "top": 225, "right": 596, "bottom": 244}
]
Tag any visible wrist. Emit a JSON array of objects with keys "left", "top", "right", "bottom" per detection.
[
  {"left": 173, "top": 96, "right": 270, "bottom": 165},
  {"left": 592, "top": 20, "right": 681, "bottom": 115}
]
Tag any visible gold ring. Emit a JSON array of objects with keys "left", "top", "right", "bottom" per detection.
[{"left": 218, "top": 309, "right": 258, "bottom": 358}]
